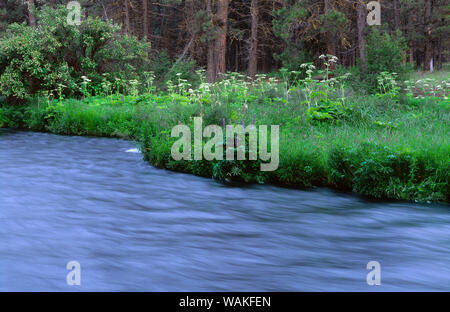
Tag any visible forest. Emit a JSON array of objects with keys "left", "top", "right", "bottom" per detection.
[
  {"left": 1, "top": 0, "right": 448, "bottom": 81},
  {"left": 0, "top": 0, "right": 449, "bottom": 202}
]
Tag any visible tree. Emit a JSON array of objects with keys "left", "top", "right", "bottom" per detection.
[
  {"left": 248, "top": 0, "right": 259, "bottom": 79},
  {"left": 143, "top": 0, "right": 149, "bottom": 39},
  {"left": 0, "top": 5, "right": 150, "bottom": 100},
  {"left": 324, "top": 0, "right": 335, "bottom": 57},
  {"left": 206, "top": 0, "right": 216, "bottom": 83},
  {"left": 0, "top": 0, "right": 448, "bottom": 80},
  {"left": 423, "top": 0, "right": 433, "bottom": 71},
  {"left": 357, "top": 0, "right": 367, "bottom": 70},
  {"left": 214, "top": 0, "right": 229, "bottom": 79},
  {"left": 122, "top": 0, "right": 130, "bottom": 34},
  {"left": 26, "top": 0, "right": 37, "bottom": 27}
]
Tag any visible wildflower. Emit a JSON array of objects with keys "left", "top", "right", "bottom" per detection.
[{"left": 81, "top": 76, "right": 91, "bottom": 83}]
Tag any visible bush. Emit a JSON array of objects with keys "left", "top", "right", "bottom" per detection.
[
  {"left": 148, "top": 50, "right": 173, "bottom": 82},
  {"left": 359, "top": 28, "right": 409, "bottom": 93},
  {"left": 147, "top": 50, "right": 200, "bottom": 90},
  {"left": 328, "top": 143, "right": 448, "bottom": 202},
  {"left": 0, "top": 5, "right": 150, "bottom": 101},
  {"left": 0, "top": 104, "right": 24, "bottom": 128}
]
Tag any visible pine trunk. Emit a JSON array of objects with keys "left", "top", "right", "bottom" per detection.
[
  {"left": 393, "top": 0, "right": 400, "bottom": 30},
  {"left": 248, "top": 0, "right": 259, "bottom": 79},
  {"left": 324, "top": 0, "right": 336, "bottom": 71},
  {"left": 206, "top": 0, "right": 216, "bottom": 83},
  {"left": 214, "top": 0, "right": 229, "bottom": 79},
  {"left": 424, "top": 0, "right": 433, "bottom": 71},
  {"left": 27, "top": 0, "right": 37, "bottom": 27},
  {"left": 123, "top": 0, "right": 131, "bottom": 34},
  {"left": 357, "top": 1, "right": 367, "bottom": 70},
  {"left": 143, "top": 0, "right": 148, "bottom": 39}
]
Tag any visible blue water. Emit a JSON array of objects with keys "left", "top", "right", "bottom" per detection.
[{"left": 0, "top": 129, "right": 449, "bottom": 291}]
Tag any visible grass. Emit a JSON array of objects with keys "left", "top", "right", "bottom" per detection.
[
  {"left": 1, "top": 68, "right": 449, "bottom": 203},
  {"left": 406, "top": 64, "right": 450, "bottom": 98},
  {"left": 410, "top": 63, "right": 450, "bottom": 83}
]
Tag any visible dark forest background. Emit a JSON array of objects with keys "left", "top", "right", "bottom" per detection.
[{"left": 1, "top": 0, "right": 448, "bottom": 83}]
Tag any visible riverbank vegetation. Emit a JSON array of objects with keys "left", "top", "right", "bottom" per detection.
[
  {"left": 1, "top": 65, "right": 448, "bottom": 202},
  {"left": 0, "top": 3, "right": 449, "bottom": 203}
]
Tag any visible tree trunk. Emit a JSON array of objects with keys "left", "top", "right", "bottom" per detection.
[
  {"left": 248, "top": 0, "right": 259, "bottom": 80},
  {"left": 424, "top": 0, "right": 433, "bottom": 71},
  {"left": 437, "top": 38, "right": 442, "bottom": 70},
  {"left": 206, "top": 0, "right": 216, "bottom": 83},
  {"left": 235, "top": 43, "right": 239, "bottom": 72},
  {"left": 324, "top": 0, "right": 335, "bottom": 56},
  {"left": 148, "top": 1, "right": 153, "bottom": 41},
  {"left": 143, "top": 0, "right": 148, "bottom": 39},
  {"left": 357, "top": 1, "right": 367, "bottom": 70},
  {"left": 409, "top": 46, "right": 414, "bottom": 64},
  {"left": 27, "top": 0, "right": 37, "bottom": 27},
  {"left": 214, "top": 0, "right": 229, "bottom": 79},
  {"left": 324, "top": 0, "right": 336, "bottom": 71},
  {"left": 123, "top": 0, "right": 131, "bottom": 34},
  {"left": 407, "top": 11, "right": 414, "bottom": 65},
  {"left": 393, "top": 0, "right": 400, "bottom": 30}
]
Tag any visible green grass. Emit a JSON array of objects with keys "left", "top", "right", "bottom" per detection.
[
  {"left": 410, "top": 63, "right": 450, "bottom": 83},
  {"left": 1, "top": 74, "right": 449, "bottom": 203},
  {"left": 406, "top": 64, "right": 450, "bottom": 99}
]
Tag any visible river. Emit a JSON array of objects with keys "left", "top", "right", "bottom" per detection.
[{"left": 0, "top": 129, "right": 449, "bottom": 291}]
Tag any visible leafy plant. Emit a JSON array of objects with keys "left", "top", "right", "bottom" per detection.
[{"left": 0, "top": 5, "right": 150, "bottom": 101}]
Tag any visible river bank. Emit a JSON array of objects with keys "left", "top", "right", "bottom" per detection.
[
  {"left": 0, "top": 90, "right": 448, "bottom": 203},
  {"left": 1, "top": 129, "right": 450, "bottom": 291}
]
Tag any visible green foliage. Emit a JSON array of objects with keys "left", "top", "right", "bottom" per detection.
[
  {"left": 0, "top": 104, "right": 24, "bottom": 128},
  {"left": 272, "top": 1, "right": 307, "bottom": 42},
  {"left": 296, "top": 55, "right": 352, "bottom": 123},
  {"left": 319, "top": 10, "right": 349, "bottom": 34},
  {"left": 273, "top": 49, "right": 312, "bottom": 76},
  {"left": 1, "top": 53, "right": 448, "bottom": 203},
  {"left": 328, "top": 143, "right": 449, "bottom": 202},
  {"left": 307, "top": 98, "right": 350, "bottom": 123},
  {"left": 166, "top": 58, "right": 200, "bottom": 89},
  {"left": 272, "top": 1, "right": 313, "bottom": 74},
  {"left": 0, "top": 0, "right": 26, "bottom": 32},
  {"left": 361, "top": 28, "right": 409, "bottom": 93},
  {"left": 275, "top": 142, "right": 326, "bottom": 187},
  {"left": 0, "top": 5, "right": 150, "bottom": 101},
  {"left": 148, "top": 50, "right": 173, "bottom": 81},
  {"left": 148, "top": 50, "right": 200, "bottom": 89}
]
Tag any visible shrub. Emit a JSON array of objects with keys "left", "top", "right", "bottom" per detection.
[
  {"left": 328, "top": 143, "right": 448, "bottom": 201},
  {"left": 147, "top": 50, "right": 200, "bottom": 90},
  {"left": 360, "top": 28, "right": 409, "bottom": 93},
  {"left": 0, "top": 104, "right": 24, "bottom": 128},
  {"left": 0, "top": 5, "right": 150, "bottom": 101}
]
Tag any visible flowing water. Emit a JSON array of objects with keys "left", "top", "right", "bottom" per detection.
[{"left": 0, "top": 129, "right": 449, "bottom": 291}]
